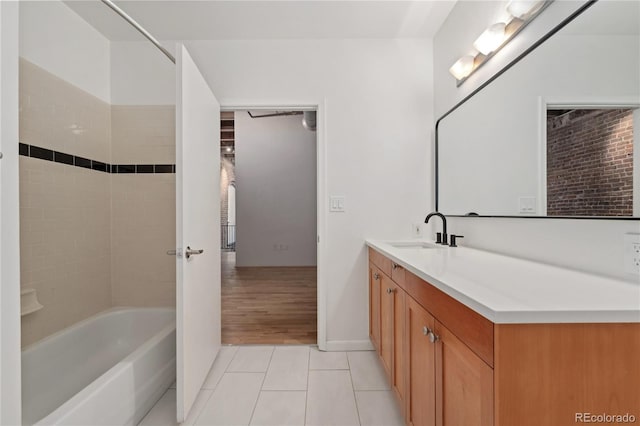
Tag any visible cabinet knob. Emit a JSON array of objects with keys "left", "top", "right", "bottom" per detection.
[
  {"left": 423, "top": 326, "right": 431, "bottom": 336},
  {"left": 428, "top": 331, "right": 440, "bottom": 344},
  {"left": 386, "top": 288, "right": 396, "bottom": 294},
  {"left": 392, "top": 262, "right": 402, "bottom": 270},
  {"left": 373, "top": 272, "right": 380, "bottom": 280}
]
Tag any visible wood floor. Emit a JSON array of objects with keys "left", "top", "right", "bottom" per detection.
[{"left": 221, "top": 252, "right": 317, "bottom": 345}]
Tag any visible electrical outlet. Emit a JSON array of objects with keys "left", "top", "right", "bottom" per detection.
[
  {"left": 623, "top": 233, "right": 640, "bottom": 275},
  {"left": 411, "top": 223, "right": 423, "bottom": 238}
]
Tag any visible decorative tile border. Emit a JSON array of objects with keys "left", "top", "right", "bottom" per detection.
[{"left": 19, "top": 143, "right": 176, "bottom": 174}]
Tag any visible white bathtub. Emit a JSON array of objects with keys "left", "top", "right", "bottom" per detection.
[{"left": 22, "top": 307, "right": 176, "bottom": 426}]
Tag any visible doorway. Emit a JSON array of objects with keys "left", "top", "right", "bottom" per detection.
[{"left": 219, "top": 109, "right": 318, "bottom": 344}]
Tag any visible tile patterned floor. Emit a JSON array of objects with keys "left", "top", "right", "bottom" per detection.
[{"left": 138, "top": 345, "right": 404, "bottom": 426}]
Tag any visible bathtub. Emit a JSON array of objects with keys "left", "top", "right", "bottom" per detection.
[{"left": 22, "top": 307, "right": 176, "bottom": 426}]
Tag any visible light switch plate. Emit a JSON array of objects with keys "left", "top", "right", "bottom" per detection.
[
  {"left": 518, "top": 196, "right": 537, "bottom": 214},
  {"left": 330, "top": 196, "right": 346, "bottom": 212}
]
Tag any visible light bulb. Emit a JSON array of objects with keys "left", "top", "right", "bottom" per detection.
[
  {"left": 449, "top": 56, "right": 475, "bottom": 80},
  {"left": 473, "top": 23, "right": 506, "bottom": 55},
  {"left": 507, "top": 0, "right": 542, "bottom": 18}
]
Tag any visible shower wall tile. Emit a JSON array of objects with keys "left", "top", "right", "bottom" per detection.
[
  {"left": 111, "top": 174, "right": 177, "bottom": 307},
  {"left": 20, "top": 157, "right": 112, "bottom": 347},
  {"left": 110, "top": 104, "right": 177, "bottom": 307},
  {"left": 19, "top": 57, "right": 177, "bottom": 347},
  {"left": 111, "top": 105, "right": 176, "bottom": 164},
  {"left": 19, "top": 58, "right": 111, "bottom": 163}
]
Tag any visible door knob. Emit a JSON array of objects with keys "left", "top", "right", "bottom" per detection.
[
  {"left": 185, "top": 246, "right": 204, "bottom": 259},
  {"left": 166, "top": 248, "right": 183, "bottom": 258}
]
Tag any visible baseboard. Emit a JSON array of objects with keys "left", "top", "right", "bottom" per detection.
[{"left": 324, "top": 340, "right": 374, "bottom": 351}]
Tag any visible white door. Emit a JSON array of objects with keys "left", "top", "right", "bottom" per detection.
[{"left": 175, "top": 44, "right": 221, "bottom": 422}]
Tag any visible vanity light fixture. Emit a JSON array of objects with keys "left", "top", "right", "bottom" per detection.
[
  {"left": 449, "top": 56, "right": 476, "bottom": 80},
  {"left": 473, "top": 23, "right": 507, "bottom": 55},
  {"left": 507, "top": 0, "right": 544, "bottom": 19},
  {"left": 449, "top": 0, "right": 552, "bottom": 86}
]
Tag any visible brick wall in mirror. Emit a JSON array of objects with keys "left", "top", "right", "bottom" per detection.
[{"left": 436, "top": 0, "right": 640, "bottom": 218}]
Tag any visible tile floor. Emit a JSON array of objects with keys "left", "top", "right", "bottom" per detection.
[{"left": 139, "top": 345, "right": 404, "bottom": 426}]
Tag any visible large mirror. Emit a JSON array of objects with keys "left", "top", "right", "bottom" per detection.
[{"left": 437, "top": 0, "right": 640, "bottom": 218}]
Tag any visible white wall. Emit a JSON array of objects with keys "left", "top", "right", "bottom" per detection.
[
  {"left": 235, "top": 112, "right": 317, "bottom": 267},
  {"left": 19, "top": 1, "right": 111, "bottom": 102},
  {"left": 433, "top": 0, "right": 640, "bottom": 282},
  {"left": 179, "top": 39, "right": 433, "bottom": 347},
  {"left": 0, "top": 1, "right": 22, "bottom": 424},
  {"left": 110, "top": 41, "right": 175, "bottom": 105}
]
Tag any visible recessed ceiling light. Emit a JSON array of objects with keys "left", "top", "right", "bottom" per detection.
[{"left": 226, "top": 147, "right": 232, "bottom": 152}]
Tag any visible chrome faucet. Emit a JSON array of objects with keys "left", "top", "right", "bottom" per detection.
[{"left": 425, "top": 212, "right": 448, "bottom": 245}]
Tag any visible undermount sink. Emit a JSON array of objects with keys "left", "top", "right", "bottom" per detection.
[{"left": 389, "top": 242, "right": 445, "bottom": 249}]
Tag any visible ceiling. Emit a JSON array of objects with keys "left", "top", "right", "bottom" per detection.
[{"left": 64, "top": 1, "right": 457, "bottom": 41}]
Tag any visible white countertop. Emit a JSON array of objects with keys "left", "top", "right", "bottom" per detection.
[{"left": 366, "top": 239, "right": 640, "bottom": 324}]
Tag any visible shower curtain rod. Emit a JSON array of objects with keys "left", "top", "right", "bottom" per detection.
[{"left": 100, "top": 0, "right": 176, "bottom": 64}]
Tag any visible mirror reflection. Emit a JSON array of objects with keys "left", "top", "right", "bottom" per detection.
[
  {"left": 437, "top": 0, "right": 640, "bottom": 218},
  {"left": 547, "top": 107, "right": 636, "bottom": 217}
]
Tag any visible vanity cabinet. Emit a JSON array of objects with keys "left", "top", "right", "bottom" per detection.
[
  {"left": 378, "top": 270, "right": 393, "bottom": 378},
  {"left": 385, "top": 279, "right": 405, "bottom": 407},
  {"left": 405, "top": 296, "right": 436, "bottom": 426},
  {"left": 369, "top": 247, "right": 640, "bottom": 426},
  {"left": 369, "top": 259, "right": 406, "bottom": 411},
  {"left": 404, "top": 280, "right": 493, "bottom": 426},
  {"left": 369, "top": 248, "right": 493, "bottom": 426},
  {"left": 435, "top": 320, "right": 493, "bottom": 426},
  {"left": 368, "top": 263, "right": 381, "bottom": 353}
]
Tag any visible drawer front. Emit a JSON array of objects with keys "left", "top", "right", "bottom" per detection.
[
  {"left": 369, "top": 248, "right": 392, "bottom": 277},
  {"left": 405, "top": 270, "right": 494, "bottom": 368}
]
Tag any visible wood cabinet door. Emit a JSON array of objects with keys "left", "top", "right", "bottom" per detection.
[
  {"left": 379, "top": 272, "right": 393, "bottom": 379},
  {"left": 405, "top": 297, "right": 436, "bottom": 426},
  {"left": 369, "top": 263, "right": 381, "bottom": 353},
  {"left": 390, "top": 281, "right": 406, "bottom": 410},
  {"left": 380, "top": 276, "right": 406, "bottom": 398},
  {"left": 435, "top": 321, "right": 493, "bottom": 426}
]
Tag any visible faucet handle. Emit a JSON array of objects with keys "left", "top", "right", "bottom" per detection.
[
  {"left": 435, "top": 232, "right": 442, "bottom": 244},
  {"left": 450, "top": 235, "right": 464, "bottom": 247}
]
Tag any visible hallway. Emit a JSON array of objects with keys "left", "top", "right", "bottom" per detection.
[{"left": 221, "top": 252, "right": 317, "bottom": 344}]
